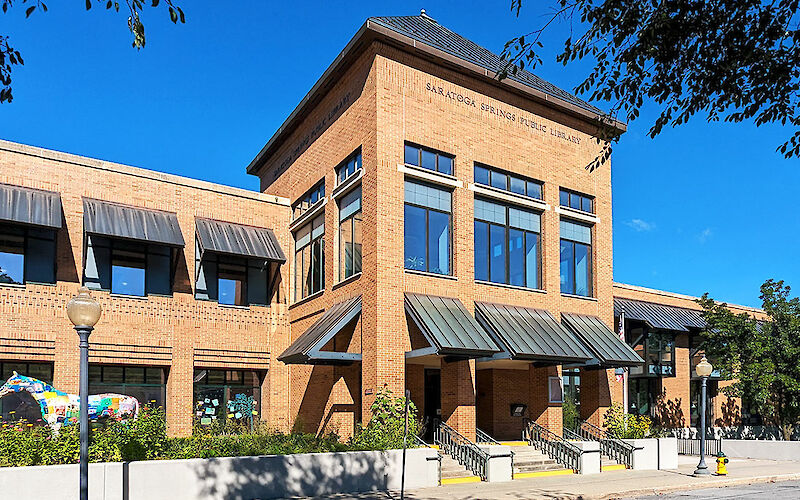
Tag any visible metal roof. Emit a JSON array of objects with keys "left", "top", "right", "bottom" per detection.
[
  {"left": 475, "top": 302, "right": 591, "bottom": 364},
  {"left": 196, "top": 218, "right": 286, "bottom": 263},
  {"left": 83, "top": 198, "right": 184, "bottom": 247},
  {"left": 405, "top": 293, "right": 501, "bottom": 358},
  {"left": 0, "top": 183, "right": 62, "bottom": 229},
  {"left": 278, "top": 295, "right": 362, "bottom": 365},
  {"left": 368, "top": 15, "right": 603, "bottom": 115},
  {"left": 614, "top": 297, "right": 706, "bottom": 331},
  {"left": 561, "top": 313, "right": 644, "bottom": 368}
]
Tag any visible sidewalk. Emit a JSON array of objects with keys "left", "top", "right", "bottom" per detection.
[{"left": 300, "top": 456, "right": 800, "bottom": 499}]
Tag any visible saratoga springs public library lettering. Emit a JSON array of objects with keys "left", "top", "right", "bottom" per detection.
[{"left": 0, "top": 13, "right": 763, "bottom": 439}]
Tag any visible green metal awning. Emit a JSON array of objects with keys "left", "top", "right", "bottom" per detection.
[
  {"left": 405, "top": 293, "right": 501, "bottom": 359},
  {"left": 561, "top": 313, "right": 644, "bottom": 368},
  {"left": 278, "top": 295, "right": 362, "bottom": 365},
  {"left": 475, "top": 302, "right": 592, "bottom": 364}
]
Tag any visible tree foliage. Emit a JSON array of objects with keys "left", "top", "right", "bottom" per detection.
[
  {"left": 1, "top": 0, "right": 184, "bottom": 103},
  {"left": 500, "top": 1, "right": 800, "bottom": 160},
  {"left": 699, "top": 280, "right": 800, "bottom": 440}
]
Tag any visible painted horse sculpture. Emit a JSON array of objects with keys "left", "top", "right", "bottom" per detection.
[{"left": 0, "top": 372, "right": 139, "bottom": 430}]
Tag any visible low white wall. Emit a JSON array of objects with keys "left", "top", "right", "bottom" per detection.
[
  {"left": 0, "top": 448, "right": 439, "bottom": 500},
  {"left": 622, "top": 437, "right": 678, "bottom": 470},
  {"left": 574, "top": 440, "right": 601, "bottom": 474},
  {"left": 478, "top": 445, "right": 513, "bottom": 482},
  {"left": 721, "top": 439, "right": 800, "bottom": 461}
]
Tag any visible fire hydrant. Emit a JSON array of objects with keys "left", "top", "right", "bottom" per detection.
[{"left": 715, "top": 451, "right": 729, "bottom": 475}]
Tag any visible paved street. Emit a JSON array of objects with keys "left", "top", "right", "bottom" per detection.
[
  {"left": 298, "top": 457, "right": 800, "bottom": 500},
  {"left": 630, "top": 480, "right": 800, "bottom": 499}
]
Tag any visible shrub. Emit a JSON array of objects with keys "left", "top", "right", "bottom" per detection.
[
  {"left": 603, "top": 403, "right": 653, "bottom": 439},
  {"left": 350, "top": 387, "right": 419, "bottom": 450},
  {"left": 562, "top": 394, "right": 580, "bottom": 431}
]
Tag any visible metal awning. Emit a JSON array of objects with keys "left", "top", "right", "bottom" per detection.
[
  {"left": 405, "top": 293, "right": 501, "bottom": 359},
  {"left": 561, "top": 313, "right": 644, "bottom": 368},
  {"left": 278, "top": 296, "right": 362, "bottom": 365},
  {"left": 196, "top": 218, "right": 285, "bottom": 263},
  {"left": 83, "top": 198, "right": 184, "bottom": 247},
  {"left": 0, "top": 183, "right": 62, "bottom": 229},
  {"left": 614, "top": 298, "right": 705, "bottom": 332},
  {"left": 475, "top": 302, "right": 592, "bottom": 364}
]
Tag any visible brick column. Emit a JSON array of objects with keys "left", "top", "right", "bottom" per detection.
[
  {"left": 166, "top": 332, "right": 194, "bottom": 437},
  {"left": 528, "top": 365, "right": 563, "bottom": 436},
  {"left": 440, "top": 359, "right": 476, "bottom": 441},
  {"left": 581, "top": 368, "right": 619, "bottom": 428}
]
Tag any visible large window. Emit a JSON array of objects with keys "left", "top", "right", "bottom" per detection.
[
  {"left": 338, "top": 186, "right": 362, "bottom": 281},
  {"left": 474, "top": 164, "right": 543, "bottom": 200},
  {"left": 560, "top": 219, "right": 592, "bottom": 297},
  {"left": 89, "top": 364, "right": 167, "bottom": 410},
  {"left": 404, "top": 180, "right": 451, "bottom": 275},
  {"left": 474, "top": 198, "right": 540, "bottom": 288},
  {"left": 194, "top": 369, "right": 262, "bottom": 426},
  {"left": 0, "top": 224, "right": 56, "bottom": 285},
  {"left": 559, "top": 188, "right": 594, "bottom": 214},
  {"left": 292, "top": 180, "right": 325, "bottom": 219},
  {"left": 0, "top": 361, "right": 53, "bottom": 422},
  {"left": 690, "top": 379, "right": 718, "bottom": 428},
  {"left": 336, "top": 149, "right": 362, "bottom": 185},
  {"left": 629, "top": 377, "right": 658, "bottom": 416},
  {"left": 294, "top": 214, "right": 324, "bottom": 301},
  {"left": 195, "top": 249, "right": 271, "bottom": 306},
  {"left": 646, "top": 333, "right": 676, "bottom": 376},
  {"left": 84, "top": 236, "right": 172, "bottom": 296},
  {"left": 404, "top": 143, "right": 454, "bottom": 176}
]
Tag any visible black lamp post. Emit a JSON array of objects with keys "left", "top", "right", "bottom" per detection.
[
  {"left": 693, "top": 355, "right": 713, "bottom": 476},
  {"left": 66, "top": 286, "right": 102, "bottom": 500}
]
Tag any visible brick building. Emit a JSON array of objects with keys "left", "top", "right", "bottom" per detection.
[{"left": 0, "top": 13, "right": 762, "bottom": 439}]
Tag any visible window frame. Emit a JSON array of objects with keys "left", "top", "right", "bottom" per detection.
[
  {"left": 338, "top": 187, "right": 362, "bottom": 282},
  {"left": 474, "top": 163, "right": 543, "bottom": 200},
  {"left": 0, "top": 223, "right": 57, "bottom": 285},
  {"left": 194, "top": 251, "right": 273, "bottom": 307},
  {"left": 292, "top": 179, "right": 326, "bottom": 220},
  {"left": 474, "top": 198, "right": 542, "bottom": 289},
  {"left": 294, "top": 214, "right": 325, "bottom": 302},
  {"left": 559, "top": 188, "right": 594, "bottom": 214},
  {"left": 559, "top": 219, "right": 593, "bottom": 297},
  {"left": 84, "top": 236, "right": 174, "bottom": 297},
  {"left": 404, "top": 142, "right": 455, "bottom": 176},
  {"left": 335, "top": 148, "right": 362, "bottom": 186},
  {"left": 89, "top": 364, "right": 167, "bottom": 409},
  {"left": 403, "top": 180, "right": 453, "bottom": 276}
]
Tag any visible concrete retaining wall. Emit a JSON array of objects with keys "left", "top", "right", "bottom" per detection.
[
  {"left": 0, "top": 448, "right": 440, "bottom": 500},
  {"left": 721, "top": 439, "right": 800, "bottom": 461},
  {"left": 622, "top": 437, "right": 678, "bottom": 470}
]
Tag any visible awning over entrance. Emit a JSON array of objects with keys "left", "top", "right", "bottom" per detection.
[
  {"left": 196, "top": 217, "right": 285, "bottom": 262},
  {"left": 278, "top": 295, "right": 362, "bottom": 365},
  {"left": 405, "top": 293, "right": 501, "bottom": 359},
  {"left": 561, "top": 313, "right": 644, "bottom": 368},
  {"left": 83, "top": 198, "right": 184, "bottom": 247},
  {"left": 0, "top": 183, "right": 62, "bottom": 229},
  {"left": 614, "top": 297, "right": 705, "bottom": 331},
  {"left": 475, "top": 302, "right": 592, "bottom": 364}
]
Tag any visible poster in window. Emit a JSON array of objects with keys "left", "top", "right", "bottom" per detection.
[{"left": 548, "top": 376, "right": 564, "bottom": 403}]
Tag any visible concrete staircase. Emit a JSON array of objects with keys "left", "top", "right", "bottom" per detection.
[
  {"left": 506, "top": 443, "right": 574, "bottom": 479},
  {"left": 601, "top": 454, "right": 627, "bottom": 471},
  {"left": 439, "top": 452, "right": 482, "bottom": 484}
]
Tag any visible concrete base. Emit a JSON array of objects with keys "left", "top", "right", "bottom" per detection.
[
  {"left": 574, "top": 440, "right": 601, "bottom": 474},
  {"left": 0, "top": 448, "right": 439, "bottom": 500},
  {"left": 622, "top": 438, "right": 679, "bottom": 470},
  {"left": 477, "top": 445, "right": 513, "bottom": 482},
  {"left": 722, "top": 439, "right": 800, "bottom": 461}
]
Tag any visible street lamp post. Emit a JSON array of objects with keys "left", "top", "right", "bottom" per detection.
[
  {"left": 66, "top": 286, "right": 102, "bottom": 500},
  {"left": 694, "top": 355, "right": 713, "bottom": 476}
]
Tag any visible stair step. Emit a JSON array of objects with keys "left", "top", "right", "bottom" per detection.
[{"left": 514, "top": 468, "right": 575, "bottom": 479}]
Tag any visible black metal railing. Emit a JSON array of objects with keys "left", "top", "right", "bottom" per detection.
[
  {"left": 434, "top": 422, "right": 489, "bottom": 480},
  {"left": 677, "top": 437, "right": 723, "bottom": 456},
  {"left": 563, "top": 427, "right": 582, "bottom": 440},
  {"left": 522, "top": 418, "right": 582, "bottom": 472},
  {"left": 574, "top": 420, "right": 635, "bottom": 469},
  {"left": 476, "top": 428, "right": 515, "bottom": 478}
]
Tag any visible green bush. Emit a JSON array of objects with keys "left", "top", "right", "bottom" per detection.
[
  {"left": 350, "top": 387, "right": 419, "bottom": 450},
  {"left": 0, "top": 403, "right": 405, "bottom": 467},
  {"left": 562, "top": 394, "right": 580, "bottom": 431},
  {"left": 603, "top": 403, "right": 654, "bottom": 439}
]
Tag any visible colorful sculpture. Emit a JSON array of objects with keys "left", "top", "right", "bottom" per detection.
[{"left": 0, "top": 372, "right": 139, "bottom": 430}]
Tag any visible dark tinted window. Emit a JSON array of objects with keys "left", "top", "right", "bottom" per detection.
[
  {"left": 559, "top": 189, "right": 595, "bottom": 214},
  {"left": 0, "top": 224, "right": 56, "bottom": 285},
  {"left": 292, "top": 180, "right": 326, "bottom": 219},
  {"left": 404, "top": 180, "right": 452, "bottom": 275},
  {"left": 474, "top": 164, "right": 543, "bottom": 200},
  {"left": 336, "top": 149, "right": 362, "bottom": 184},
  {"left": 404, "top": 143, "right": 454, "bottom": 175}
]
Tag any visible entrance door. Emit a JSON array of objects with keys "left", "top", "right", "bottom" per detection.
[{"left": 423, "top": 368, "right": 441, "bottom": 441}]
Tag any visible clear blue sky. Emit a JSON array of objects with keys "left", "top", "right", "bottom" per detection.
[{"left": 2, "top": 1, "right": 797, "bottom": 308}]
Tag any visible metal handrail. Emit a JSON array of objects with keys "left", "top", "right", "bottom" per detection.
[
  {"left": 574, "top": 420, "right": 635, "bottom": 468},
  {"left": 476, "top": 428, "right": 516, "bottom": 478},
  {"left": 522, "top": 418, "right": 582, "bottom": 472},
  {"left": 563, "top": 427, "right": 582, "bottom": 440},
  {"left": 434, "top": 422, "right": 489, "bottom": 480}
]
